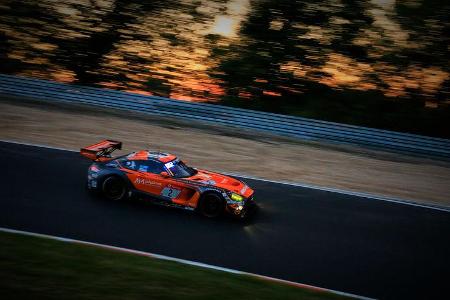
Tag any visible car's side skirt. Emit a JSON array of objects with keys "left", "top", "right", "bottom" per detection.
[{"left": 130, "top": 189, "right": 195, "bottom": 211}]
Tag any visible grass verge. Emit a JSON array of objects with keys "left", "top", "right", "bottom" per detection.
[{"left": 0, "top": 231, "right": 349, "bottom": 300}]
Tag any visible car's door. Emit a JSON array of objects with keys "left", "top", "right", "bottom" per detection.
[
  {"left": 161, "top": 160, "right": 196, "bottom": 206},
  {"left": 124, "top": 160, "right": 167, "bottom": 197},
  {"left": 124, "top": 159, "right": 191, "bottom": 204},
  {"left": 163, "top": 181, "right": 197, "bottom": 207}
]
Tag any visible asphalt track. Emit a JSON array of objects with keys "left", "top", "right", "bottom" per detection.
[{"left": 1, "top": 141, "right": 449, "bottom": 299}]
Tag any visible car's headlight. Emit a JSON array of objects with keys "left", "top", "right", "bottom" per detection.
[{"left": 230, "top": 193, "right": 244, "bottom": 201}]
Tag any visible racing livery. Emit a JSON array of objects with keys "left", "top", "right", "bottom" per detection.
[{"left": 81, "top": 140, "right": 255, "bottom": 218}]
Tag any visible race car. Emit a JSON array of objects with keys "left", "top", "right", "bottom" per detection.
[{"left": 81, "top": 140, "right": 255, "bottom": 218}]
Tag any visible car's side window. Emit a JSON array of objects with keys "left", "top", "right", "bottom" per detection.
[
  {"left": 122, "top": 160, "right": 138, "bottom": 170},
  {"left": 136, "top": 160, "right": 165, "bottom": 174}
]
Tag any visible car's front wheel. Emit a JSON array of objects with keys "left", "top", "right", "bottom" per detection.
[
  {"left": 101, "top": 176, "right": 127, "bottom": 201},
  {"left": 199, "top": 193, "right": 224, "bottom": 218}
]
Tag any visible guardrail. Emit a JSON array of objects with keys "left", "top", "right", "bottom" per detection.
[{"left": 1, "top": 74, "right": 449, "bottom": 159}]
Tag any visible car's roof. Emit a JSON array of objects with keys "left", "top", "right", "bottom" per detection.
[{"left": 126, "top": 150, "right": 177, "bottom": 163}]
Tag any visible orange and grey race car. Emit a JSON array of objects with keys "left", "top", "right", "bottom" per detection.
[{"left": 81, "top": 140, "right": 255, "bottom": 218}]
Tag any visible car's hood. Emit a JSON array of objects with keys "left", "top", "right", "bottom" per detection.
[{"left": 184, "top": 169, "right": 253, "bottom": 197}]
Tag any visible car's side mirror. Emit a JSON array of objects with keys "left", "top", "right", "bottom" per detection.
[{"left": 160, "top": 171, "right": 170, "bottom": 178}]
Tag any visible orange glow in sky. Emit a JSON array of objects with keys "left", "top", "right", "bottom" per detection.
[{"left": 0, "top": 0, "right": 447, "bottom": 105}]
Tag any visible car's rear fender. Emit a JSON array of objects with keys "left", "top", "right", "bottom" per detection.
[{"left": 88, "top": 164, "right": 133, "bottom": 191}]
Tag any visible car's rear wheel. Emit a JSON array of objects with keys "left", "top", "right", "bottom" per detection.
[
  {"left": 199, "top": 193, "right": 224, "bottom": 218},
  {"left": 102, "top": 176, "right": 127, "bottom": 201}
]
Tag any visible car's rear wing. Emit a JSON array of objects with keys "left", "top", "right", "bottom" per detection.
[{"left": 80, "top": 140, "right": 122, "bottom": 161}]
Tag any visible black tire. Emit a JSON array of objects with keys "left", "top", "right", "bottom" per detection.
[
  {"left": 101, "top": 176, "right": 127, "bottom": 201},
  {"left": 199, "top": 193, "right": 224, "bottom": 218}
]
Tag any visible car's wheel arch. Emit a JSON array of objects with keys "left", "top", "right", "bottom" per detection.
[
  {"left": 98, "top": 169, "right": 133, "bottom": 189},
  {"left": 197, "top": 189, "right": 226, "bottom": 217},
  {"left": 97, "top": 169, "right": 133, "bottom": 200}
]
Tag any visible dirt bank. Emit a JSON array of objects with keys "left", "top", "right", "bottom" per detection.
[{"left": 1, "top": 98, "right": 449, "bottom": 207}]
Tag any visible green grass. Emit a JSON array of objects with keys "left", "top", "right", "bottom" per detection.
[{"left": 0, "top": 231, "right": 349, "bottom": 300}]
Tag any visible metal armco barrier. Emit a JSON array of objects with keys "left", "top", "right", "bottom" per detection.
[{"left": 1, "top": 74, "right": 449, "bottom": 159}]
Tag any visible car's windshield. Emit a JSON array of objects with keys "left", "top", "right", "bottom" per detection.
[{"left": 165, "top": 159, "right": 197, "bottom": 178}]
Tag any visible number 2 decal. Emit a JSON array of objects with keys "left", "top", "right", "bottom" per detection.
[{"left": 161, "top": 187, "right": 181, "bottom": 199}]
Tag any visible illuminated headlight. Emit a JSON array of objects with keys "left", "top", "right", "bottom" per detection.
[
  {"left": 230, "top": 193, "right": 244, "bottom": 201},
  {"left": 237, "top": 205, "right": 243, "bottom": 211}
]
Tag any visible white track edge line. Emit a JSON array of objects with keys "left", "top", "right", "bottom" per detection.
[
  {"left": 0, "top": 227, "right": 373, "bottom": 300},
  {"left": 1, "top": 138, "right": 449, "bottom": 213}
]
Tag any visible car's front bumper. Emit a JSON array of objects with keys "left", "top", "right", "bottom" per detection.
[{"left": 226, "top": 196, "right": 257, "bottom": 219}]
